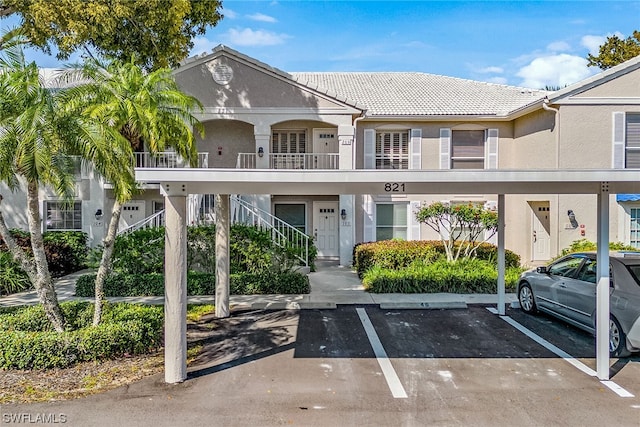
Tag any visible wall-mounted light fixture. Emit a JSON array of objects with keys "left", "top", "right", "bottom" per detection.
[
  {"left": 567, "top": 209, "right": 578, "bottom": 228},
  {"left": 258, "top": 146, "right": 264, "bottom": 157},
  {"left": 95, "top": 209, "right": 103, "bottom": 220},
  {"left": 341, "top": 208, "right": 347, "bottom": 220}
]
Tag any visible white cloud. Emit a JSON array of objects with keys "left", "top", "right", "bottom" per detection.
[
  {"left": 486, "top": 76, "right": 508, "bottom": 85},
  {"left": 190, "top": 36, "right": 218, "bottom": 56},
  {"left": 225, "top": 28, "right": 290, "bottom": 46},
  {"left": 223, "top": 9, "right": 238, "bottom": 19},
  {"left": 477, "top": 66, "right": 504, "bottom": 74},
  {"left": 247, "top": 13, "right": 277, "bottom": 23},
  {"left": 581, "top": 32, "right": 623, "bottom": 55},
  {"left": 516, "top": 53, "right": 596, "bottom": 88},
  {"left": 547, "top": 41, "right": 571, "bottom": 52}
]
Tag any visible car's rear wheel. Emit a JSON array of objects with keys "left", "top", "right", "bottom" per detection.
[
  {"left": 518, "top": 282, "right": 537, "bottom": 314},
  {"left": 610, "top": 316, "right": 631, "bottom": 358}
]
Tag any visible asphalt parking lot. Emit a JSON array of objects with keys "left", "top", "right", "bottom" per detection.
[{"left": 3, "top": 305, "right": 640, "bottom": 427}]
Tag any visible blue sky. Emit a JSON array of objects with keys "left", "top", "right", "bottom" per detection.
[{"left": 3, "top": 1, "right": 640, "bottom": 88}]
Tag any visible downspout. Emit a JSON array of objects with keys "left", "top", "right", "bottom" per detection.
[
  {"left": 352, "top": 111, "right": 367, "bottom": 170},
  {"left": 542, "top": 97, "right": 560, "bottom": 258}
]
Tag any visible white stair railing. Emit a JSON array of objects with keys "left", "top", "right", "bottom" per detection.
[
  {"left": 116, "top": 195, "right": 310, "bottom": 266},
  {"left": 118, "top": 209, "right": 165, "bottom": 235},
  {"left": 231, "top": 196, "right": 310, "bottom": 267}
]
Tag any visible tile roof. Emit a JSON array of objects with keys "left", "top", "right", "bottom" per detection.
[{"left": 291, "top": 72, "right": 548, "bottom": 117}]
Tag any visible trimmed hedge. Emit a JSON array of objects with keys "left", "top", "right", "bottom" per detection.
[
  {"left": 353, "top": 240, "right": 521, "bottom": 278},
  {"left": 362, "top": 258, "right": 523, "bottom": 294},
  {"left": 0, "top": 302, "right": 163, "bottom": 369},
  {"left": 75, "top": 271, "right": 310, "bottom": 297}
]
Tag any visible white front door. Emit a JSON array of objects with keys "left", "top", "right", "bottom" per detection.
[
  {"left": 313, "top": 128, "right": 338, "bottom": 169},
  {"left": 531, "top": 202, "right": 551, "bottom": 261},
  {"left": 313, "top": 201, "right": 339, "bottom": 257},
  {"left": 119, "top": 200, "right": 146, "bottom": 230}
]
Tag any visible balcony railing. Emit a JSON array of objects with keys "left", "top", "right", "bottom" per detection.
[
  {"left": 236, "top": 153, "right": 339, "bottom": 169},
  {"left": 134, "top": 152, "right": 209, "bottom": 168}
]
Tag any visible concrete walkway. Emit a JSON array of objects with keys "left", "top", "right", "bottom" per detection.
[{"left": 0, "top": 259, "right": 518, "bottom": 309}]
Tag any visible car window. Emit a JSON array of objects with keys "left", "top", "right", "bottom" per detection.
[
  {"left": 627, "top": 265, "right": 640, "bottom": 286},
  {"left": 576, "top": 259, "right": 597, "bottom": 284},
  {"left": 548, "top": 256, "right": 583, "bottom": 278}
]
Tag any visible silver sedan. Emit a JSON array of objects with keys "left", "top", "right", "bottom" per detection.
[{"left": 517, "top": 252, "right": 640, "bottom": 357}]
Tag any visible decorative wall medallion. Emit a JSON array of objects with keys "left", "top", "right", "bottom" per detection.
[{"left": 207, "top": 62, "right": 234, "bottom": 85}]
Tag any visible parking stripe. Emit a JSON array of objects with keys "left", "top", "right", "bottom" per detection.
[
  {"left": 488, "top": 308, "right": 635, "bottom": 398},
  {"left": 356, "top": 307, "right": 408, "bottom": 399}
]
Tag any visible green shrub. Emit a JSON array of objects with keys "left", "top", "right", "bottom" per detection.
[
  {"left": 0, "top": 302, "right": 163, "bottom": 369},
  {"left": 111, "top": 224, "right": 317, "bottom": 276},
  {"left": 112, "top": 227, "right": 165, "bottom": 274},
  {"left": 353, "top": 240, "right": 520, "bottom": 278},
  {"left": 75, "top": 271, "right": 309, "bottom": 297},
  {"left": 362, "top": 258, "right": 523, "bottom": 294},
  {"left": 560, "top": 239, "right": 638, "bottom": 257},
  {"left": 0, "top": 252, "right": 31, "bottom": 296},
  {"left": 0, "top": 230, "right": 88, "bottom": 278}
]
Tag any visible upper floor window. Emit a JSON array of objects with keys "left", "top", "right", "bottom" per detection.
[
  {"left": 376, "top": 131, "right": 409, "bottom": 169},
  {"left": 272, "top": 130, "right": 306, "bottom": 154},
  {"left": 625, "top": 114, "right": 640, "bottom": 168},
  {"left": 45, "top": 201, "right": 82, "bottom": 231},
  {"left": 440, "top": 128, "right": 498, "bottom": 169},
  {"left": 451, "top": 130, "right": 485, "bottom": 169}
]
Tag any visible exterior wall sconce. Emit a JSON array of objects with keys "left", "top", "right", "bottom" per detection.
[
  {"left": 95, "top": 209, "right": 103, "bottom": 220},
  {"left": 341, "top": 209, "right": 347, "bottom": 220},
  {"left": 258, "top": 146, "right": 264, "bottom": 157}
]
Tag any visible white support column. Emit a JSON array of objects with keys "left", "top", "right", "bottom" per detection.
[
  {"left": 215, "top": 194, "right": 230, "bottom": 318},
  {"left": 497, "top": 194, "right": 506, "bottom": 316},
  {"left": 596, "top": 184, "right": 611, "bottom": 380},
  {"left": 255, "top": 130, "right": 271, "bottom": 170},
  {"left": 163, "top": 190, "right": 187, "bottom": 384},
  {"left": 339, "top": 194, "right": 355, "bottom": 267},
  {"left": 338, "top": 125, "right": 355, "bottom": 267}
]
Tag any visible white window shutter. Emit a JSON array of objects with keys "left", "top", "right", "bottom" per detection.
[
  {"left": 408, "top": 201, "right": 421, "bottom": 240},
  {"left": 410, "top": 129, "right": 422, "bottom": 169},
  {"left": 440, "top": 128, "right": 451, "bottom": 169},
  {"left": 364, "top": 129, "right": 376, "bottom": 169},
  {"left": 363, "top": 195, "right": 375, "bottom": 241},
  {"left": 486, "top": 128, "right": 499, "bottom": 169},
  {"left": 613, "top": 112, "right": 625, "bottom": 169}
]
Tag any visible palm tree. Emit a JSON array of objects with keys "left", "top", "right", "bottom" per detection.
[
  {"left": 62, "top": 58, "right": 203, "bottom": 325},
  {"left": 0, "top": 36, "right": 76, "bottom": 332}
]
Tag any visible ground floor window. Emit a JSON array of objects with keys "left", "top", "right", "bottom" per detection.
[
  {"left": 376, "top": 203, "right": 407, "bottom": 240},
  {"left": 631, "top": 207, "right": 640, "bottom": 248},
  {"left": 45, "top": 201, "right": 82, "bottom": 230},
  {"left": 274, "top": 203, "right": 306, "bottom": 233}
]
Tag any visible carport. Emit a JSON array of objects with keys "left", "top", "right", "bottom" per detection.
[{"left": 135, "top": 168, "right": 640, "bottom": 384}]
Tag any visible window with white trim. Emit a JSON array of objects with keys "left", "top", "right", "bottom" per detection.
[
  {"left": 631, "top": 207, "right": 640, "bottom": 248},
  {"left": 625, "top": 114, "right": 640, "bottom": 168},
  {"left": 451, "top": 130, "right": 485, "bottom": 169},
  {"left": 376, "top": 131, "right": 409, "bottom": 169},
  {"left": 272, "top": 130, "right": 307, "bottom": 154},
  {"left": 376, "top": 203, "right": 407, "bottom": 240},
  {"left": 275, "top": 203, "right": 306, "bottom": 234},
  {"left": 45, "top": 201, "right": 82, "bottom": 230}
]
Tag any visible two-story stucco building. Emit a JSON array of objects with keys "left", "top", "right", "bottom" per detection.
[{"left": 3, "top": 45, "right": 640, "bottom": 267}]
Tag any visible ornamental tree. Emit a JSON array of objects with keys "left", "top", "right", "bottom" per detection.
[{"left": 415, "top": 202, "right": 498, "bottom": 262}]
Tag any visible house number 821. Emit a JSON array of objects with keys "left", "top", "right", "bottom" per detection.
[{"left": 384, "top": 183, "right": 405, "bottom": 192}]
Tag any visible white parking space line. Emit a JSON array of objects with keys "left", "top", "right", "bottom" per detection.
[
  {"left": 356, "top": 307, "right": 408, "bottom": 399},
  {"left": 489, "top": 308, "right": 635, "bottom": 398}
]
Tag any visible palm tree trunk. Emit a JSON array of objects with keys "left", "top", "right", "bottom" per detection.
[
  {"left": 0, "top": 194, "right": 38, "bottom": 282},
  {"left": 26, "top": 181, "right": 66, "bottom": 332},
  {"left": 93, "top": 199, "right": 122, "bottom": 326}
]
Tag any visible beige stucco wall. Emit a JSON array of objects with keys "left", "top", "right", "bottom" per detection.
[
  {"left": 175, "top": 56, "right": 344, "bottom": 110},
  {"left": 197, "top": 120, "right": 255, "bottom": 168},
  {"left": 574, "top": 71, "right": 640, "bottom": 98}
]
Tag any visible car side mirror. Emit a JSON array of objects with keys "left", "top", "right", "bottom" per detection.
[{"left": 536, "top": 266, "right": 549, "bottom": 274}]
